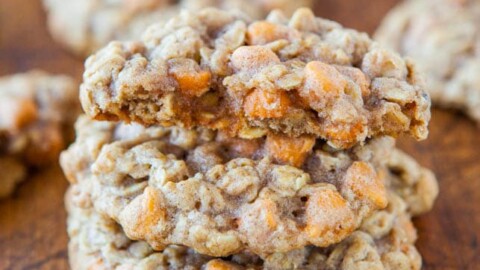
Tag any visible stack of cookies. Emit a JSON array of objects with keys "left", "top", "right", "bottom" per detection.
[{"left": 61, "top": 8, "right": 439, "bottom": 269}]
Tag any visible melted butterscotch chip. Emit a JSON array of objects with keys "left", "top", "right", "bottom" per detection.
[
  {"left": 0, "top": 71, "right": 80, "bottom": 198},
  {"left": 80, "top": 8, "right": 430, "bottom": 149}
]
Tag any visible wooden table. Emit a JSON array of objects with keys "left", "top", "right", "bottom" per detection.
[{"left": 0, "top": 0, "right": 479, "bottom": 269}]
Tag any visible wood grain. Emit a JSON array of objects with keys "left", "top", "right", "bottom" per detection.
[{"left": 0, "top": 0, "right": 479, "bottom": 269}]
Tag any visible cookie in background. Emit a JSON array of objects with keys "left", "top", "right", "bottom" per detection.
[
  {"left": 0, "top": 71, "right": 80, "bottom": 198},
  {"left": 42, "top": 0, "right": 313, "bottom": 56},
  {"left": 375, "top": 0, "right": 480, "bottom": 123}
]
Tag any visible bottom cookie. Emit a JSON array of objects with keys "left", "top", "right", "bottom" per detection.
[{"left": 67, "top": 167, "right": 436, "bottom": 270}]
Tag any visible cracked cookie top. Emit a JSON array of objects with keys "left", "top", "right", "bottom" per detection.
[
  {"left": 0, "top": 71, "right": 80, "bottom": 197},
  {"left": 80, "top": 8, "right": 431, "bottom": 149},
  {"left": 43, "top": 0, "right": 312, "bottom": 56},
  {"left": 61, "top": 115, "right": 398, "bottom": 258},
  {"left": 375, "top": 0, "right": 480, "bottom": 122}
]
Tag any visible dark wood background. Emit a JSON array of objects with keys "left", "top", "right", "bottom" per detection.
[{"left": 0, "top": 0, "right": 479, "bottom": 269}]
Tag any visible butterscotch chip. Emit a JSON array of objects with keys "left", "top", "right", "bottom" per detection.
[
  {"left": 303, "top": 188, "right": 356, "bottom": 246},
  {"left": 66, "top": 178, "right": 432, "bottom": 269},
  {"left": 62, "top": 115, "right": 397, "bottom": 258},
  {"left": 265, "top": 133, "right": 315, "bottom": 167},
  {"left": 375, "top": 0, "right": 480, "bottom": 122},
  {"left": 0, "top": 71, "right": 80, "bottom": 198},
  {"left": 343, "top": 161, "right": 388, "bottom": 209},
  {"left": 80, "top": 8, "right": 430, "bottom": 149},
  {"left": 42, "top": 0, "right": 312, "bottom": 56}
]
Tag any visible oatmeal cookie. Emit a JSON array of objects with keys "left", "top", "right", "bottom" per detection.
[
  {"left": 42, "top": 0, "right": 172, "bottom": 56},
  {"left": 43, "top": 0, "right": 312, "bottom": 56},
  {"left": 0, "top": 71, "right": 80, "bottom": 198},
  {"left": 66, "top": 185, "right": 429, "bottom": 270},
  {"left": 62, "top": 115, "right": 402, "bottom": 258},
  {"left": 375, "top": 0, "right": 480, "bottom": 122},
  {"left": 80, "top": 8, "right": 431, "bottom": 149}
]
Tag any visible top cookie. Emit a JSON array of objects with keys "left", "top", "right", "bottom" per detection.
[
  {"left": 43, "top": 0, "right": 312, "bottom": 56},
  {"left": 375, "top": 0, "right": 480, "bottom": 122},
  {"left": 80, "top": 8, "right": 431, "bottom": 149}
]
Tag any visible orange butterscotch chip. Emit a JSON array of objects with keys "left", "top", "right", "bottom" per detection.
[
  {"left": 304, "top": 188, "right": 355, "bottom": 246},
  {"left": 122, "top": 187, "right": 167, "bottom": 239},
  {"left": 204, "top": 259, "right": 241, "bottom": 270},
  {"left": 344, "top": 161, "right": 388, "bottom": 208},
  {"left": 301, "top": 61, "right": 347, "bottom": 101},
  {"left": 265, "top": 133, "right": 315, "bottom": 167},
  {"left": 247, "top": 21, "right": 289, "bottom": 45},
  {"left": 241, "top": 198, "right": 279, "bottom": 231},
  {"left": 324, "top": 122, "right": 365, "bottom": 149},
  {"left": 142, "top": 187, "right": 167, "bottom": 232},
  {"left": 261, "top": 199, "right": 279, "bottom": 230},
  {"left": 244, "top": 89, "right": 291, "bottom": 119},
  {"left": 0, "top": 97, "right": 38, "bottom": 130},
  {"left": 172, "top": 70, "right": 212, "bottom": 97},
  {"left": 231, "top": 46, "right": 280, "bottom": 71}
]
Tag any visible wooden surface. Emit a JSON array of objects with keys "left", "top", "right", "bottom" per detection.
[{"left": 0, "top": 0, "right": 479, "bottom": 269}]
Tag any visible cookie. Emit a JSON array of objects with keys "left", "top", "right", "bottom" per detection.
[
  {"left": 61, "top": 114, "right": 431, "bottom": 258},
  {"left": 66, "top": 170, "right": 436, "bottom": 270},
  {"left": 0, "top": 71, "right": 80, "bottom": 198},
  {"left": 80, "top": 8, "right": 431, "bottom": 149},
  {"left": 43, "top": 0, "right": 312, "bottom": 56},
  {"left": 375, "top": 0, "right": 480, "bottom": 122}
]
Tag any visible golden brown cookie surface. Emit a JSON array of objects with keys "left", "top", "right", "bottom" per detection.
[{"left": 80, "top": 8, "right": 431, "bottom": 149}]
